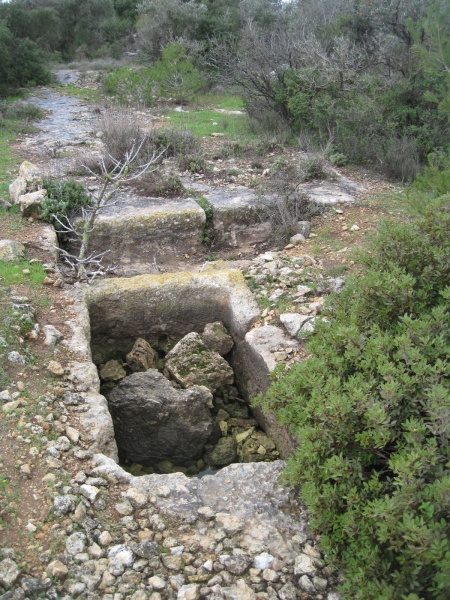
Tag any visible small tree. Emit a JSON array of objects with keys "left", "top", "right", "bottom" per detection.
[{"left": 54, "top": 138, "right": 165, "bottom": 281}]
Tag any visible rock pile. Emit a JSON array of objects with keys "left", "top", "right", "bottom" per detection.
[
  {"left": 244, "top": 251, "right": 345, "bottom": 344},
  {"left": 97, "top": 322, "right": 281, "bottom": 476}
]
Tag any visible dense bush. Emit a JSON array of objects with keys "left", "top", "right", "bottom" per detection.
[
  {"left": 260, "top": 186, "right": 450, "bottom": 597},
  {"left": 0, "top": 20, "right": 51, "bottom": 97},
  {"left": 150, "top": 43, "right": 206, "bottom": 103},
  {"left": 41, "top": 179, "right": 91, "bottom": 234},
  {"left": 103, "top": 66, "right": 155, "bottom": 106},
  {"left": 104, "top": 43, "right": 206, "bottom": 104}
]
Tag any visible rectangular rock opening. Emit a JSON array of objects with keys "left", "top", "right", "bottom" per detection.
[{"left": 85, "top": 270, "right": 283, "bottom": 476}]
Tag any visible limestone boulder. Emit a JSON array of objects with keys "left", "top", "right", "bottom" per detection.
[
  {"left": 9, "top": 176, "right": 27, "bottom": 204},
  {"left": 0, "top": 240, "right": 26, "bottom": 262},
  {"left": 107, "top": 369, "right": 214, "bottom": 465},
  {"left": 9, "top": 161, "right": 43, "bottom": 205},
  {"left": 205, "top": 436, "right": 237, "bottom": 467},
  {"left": 99, "top": 360, "right": 127, "bottom": 382},
  {"left": 165, "top": 332, "right": 233, "bottom": 393},
  {"left": 202, "top": 322, "right": 234, "bottom": 356},
  {"left": 19, "top": 189, "right": 47, "bottom": 218},
  {"left": 126, "top": 338, "right": 157, "bottom": 372},
  {"left": 19, "top": 160, "right": 42, "bottom": 188}
]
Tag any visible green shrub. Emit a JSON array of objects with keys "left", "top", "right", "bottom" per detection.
[
  {"left": 103, "top": 66, "right": 155, "bottom": 106},
  {"left": 151, "top": 43, "right": 206, "bottom": 102},
  {"left": 300, "top": 156, "right": 327, "bottom": 181},
  {"left": 260, "top": 204, "right": 450, "bottom": 599},
  {"left": 0, "top": 21, "right": 51, "bottom": 97},
  {"left": 0, "top": 101, "right": 45, "bottom": 122},
  {"left": 41, "top": 179, "right": 91, "bottom": 233},
  {"left": 195, "top": 196, "right": 217, "bottom": 245}
]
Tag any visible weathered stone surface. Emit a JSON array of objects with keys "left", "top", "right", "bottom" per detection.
[
  {"left": 0, "top": 240, "right": 26, "bottom": 262},
  {"left": 202, "top": 322, "right": 234, "bottom": 356},
  {"left": 9, "top": 176, "right": 27, "bottom": 204},
  {"left": 9, "top": 161, "right": 42, "bottom": 206},
  {"left": 238, "top": 430, "right": 277, "bottom": 463},
  {"left": 43, "top": 324, "right": 64, "bottom": 347},
  {"left": 19, "top": 160, "right": 42, "bottom": 190},
  {"left": 0, "top": 558, "right": 20, "bottom": 589},
  {"left": 188, "top": 181, "right": 271, "bottom": 250},
  {"left": 294, "top": 553, "right": 317, "bottom": 576},
  {"left": 290, "top": 233, "right": 306, "bottom": 246},
  {"left": 108, "top": 544, "right": 134, "bottom": 576},
  {"left": 278, "top": 582, "right": 298, "bottom": 600},
  {"left": 126, "top": 337, "right": 157, "bottom": 372},
  {"left": 280, "top": 313, "right": 316, "bottom": 337},
  {"left": 99, "top": 359, "right": 127, "bottom": 382},
  {"left": 301, "top": 179, "right": 363, "bottom": 205},
  {"left": 215, "top": 513, "right": 245, "bottom": 536},
  {"left": 177, "top": 583, "right": 200, "bottom": 599},
  {"left": 205, "top": 436, "right": 237, "bottom": 467},
  {"left": 78, "top": 390, "right": 118, "bottom": 460},
  {"left": 86, "top": 270, "right": 260, "bottom": 364},
  {"left": 220, "top": 554, "right": 251, "bottom": 575},
  {"left": 19, "top": 189, "right": 47, "bottom": 218},
  {"left": 66, "top": 532, "right": 87, "bottom": 555},
  {"left": 46, "top": 560, "right": 68, "bottom": 580},
  {"left": 232, "top": 326, "right": 298, "bottom": 460},
  {"left": 83, "top": 195, "right": 206, "bottom": 274},
  {"left": 48, "top": 364, "right": 66, "bottom": 382},
  {"left": 108, "top": 369, "right": 214, "bottom": 464},
  {"left": 222, "top": 578, "right": 256, "bottom": 599},
  {"left": 165, "top": 332, "right": 234, "bottom": 393},
  {"left": 53, "top": 494, "right": 75, "bottom": 516}
]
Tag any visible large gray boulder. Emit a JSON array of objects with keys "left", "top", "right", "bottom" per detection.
[
  {"left": 165, "top": 332, "right": 234, "bottom": 393},
  {"left": 9, "top": 161, "right": 43, "bottom": 204},
  {"left": 0, "top": 240, "right": 26, "bottom": 262},
  {"left": 107, "top": 369, "right": 214, "bottom": 465},
  {"left": 18, "top": 189, "right": 47, "bottom": 218}
]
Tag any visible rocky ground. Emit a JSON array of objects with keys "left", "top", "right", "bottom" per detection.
[{"left": 0, "top": 71, "right": 408, "bottom": 600}]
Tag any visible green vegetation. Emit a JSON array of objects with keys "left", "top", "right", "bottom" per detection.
[
  {"left": 166, "top": 107, "right": 252, "bottom": 140},
  {"left": 0, "top": 260, "right": 46, "bottom": 288},
  {"left": 40, "top": 179, "right": 92, "bottom": 234},
  {"left": 0, "top": 101, "right": 42, "bottom": 199},
  {"left": 260, "top": 166, "right": 450, "bottom": 599},
  {"left": 103, "top": 66, "right": 155, "bottom": 106},
  {"left": 195, "top": 196, "right": 217, "bottom": 246}
]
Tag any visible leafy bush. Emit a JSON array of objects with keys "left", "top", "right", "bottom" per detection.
[
  {"left": 150, "top": 43, "right": 206, "bottom": 102},
  {"left": 260, "top": 203, "right": 450, "bottom": 598},
  {"left": 41, "top": 179, "right": 91, "bottom": 233},
  {"left": 0, "top": 20, "right": 51, "bottom": 97},
  {"left": 0, "top": 101, "right": 45, "bottom": 122},
  {"left": 299, "top": 155, "right": 327, "bottom": 181},
  {"left": 103, "top": 44, "right": 206, "bottom": 105},
  {"left": 103, "top": 66, "right": 155, "bottom": 106}
]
